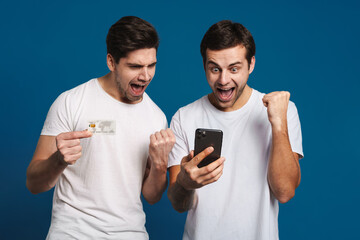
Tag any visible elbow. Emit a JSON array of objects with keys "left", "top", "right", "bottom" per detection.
[
  {"left": 277, "top": 192, "right": 295, "bottom": 204},
  {"left": 167, "top": 191, "right": 188, "bottom": 213},
  {"left": 276, "top": 187, "right": 296, "bottom": 204},
  {"left": 174, "top": 206, "right": 187, "bottom": 213},
  {"left": 26, "top": 180, "right": 41, "bottom": 195},
  {"left": 146, "top": 197, "right": 161, "bottom": 205},
  {"left": 26, "top": 173, "right": 51, "bottom": 194}
]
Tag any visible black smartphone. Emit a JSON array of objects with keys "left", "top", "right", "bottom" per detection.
[{"left": 194, "top": 128, "right": 223, "bottom": 168}]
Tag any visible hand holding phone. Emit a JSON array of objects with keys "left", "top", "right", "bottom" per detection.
[{"left": 194, "top": 128, "right": 223, "bottom": 168}]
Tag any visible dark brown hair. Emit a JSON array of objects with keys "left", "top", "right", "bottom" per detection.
[
  {"left": 106, "top": 16, "right": 159, "bottom": 63},
  {"left": 200, "top": 20, "right": 255, "bottom": 67}
]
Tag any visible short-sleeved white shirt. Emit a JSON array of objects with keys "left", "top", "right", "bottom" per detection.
[
  {"left": 42, "top": 79, "right": 167, "bottom": 240},
  {"left": 169, "top": 89, "right": 303, "bottom": 240}
]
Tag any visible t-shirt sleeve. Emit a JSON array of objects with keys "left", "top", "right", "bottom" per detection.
[
  {"left": 168, "top": 110, "right": 189, "bottom": 167},
  {"left": 41, "top": 91, "right": 74, "bottom": 136},
  {"left": 287, "top": 101, "right": 304, "bottom": 159}
]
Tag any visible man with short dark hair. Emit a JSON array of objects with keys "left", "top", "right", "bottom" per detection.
[
  {"left": 167, "top": 20, "right": 303, "bottom": 240},
  {"left": 26, "top": 16, "right": 175, "bottom": 239}
]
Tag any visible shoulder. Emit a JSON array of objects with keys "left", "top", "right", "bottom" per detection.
[
  {"left": 174, "top": 96, "right": 207, "bottom": 118},
  {"left": 48, "top": 79, "right": 95, "bottom": 116},
  {"left": 56, "top": 79, "right": 95, "bottom": 101},
  {"left": 63, "top": 79, "right": 95, "bottom": 99}
]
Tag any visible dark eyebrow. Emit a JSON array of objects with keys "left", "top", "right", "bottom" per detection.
[
  {"left": 207, "top": 61, "right": 220, "bottom": 67},
  {"left": 149, "top": 61, "right": 157, "bottom": 67},
  {"left": 229, "top": 61, "right": 242, "bottom": 67},
  {"left": 127, "top": 61, "right": 157, "bottom": 67}
]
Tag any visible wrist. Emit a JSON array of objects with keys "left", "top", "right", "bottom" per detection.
[
  {"left": 176, "top": 173, "right": 193, "bottom": 192},
  {"left": 270, "top": 119, "right": 288, "bottom": 133},
  {"left": 54, "top": 151, "right": 69, "bottom": 167},
  {"left": 150, "top": 159, "right": 168, "bottom": 174}
]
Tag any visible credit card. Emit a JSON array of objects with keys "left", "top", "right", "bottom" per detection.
[{"left": 88, "top": 120, "right": 116, "bottom": 134}]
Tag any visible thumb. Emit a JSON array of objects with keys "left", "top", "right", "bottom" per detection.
[
  {"left": 191, "top": 147, "right": 214, "bottom": 166},
  {"left": 262, "top": 96, "right": 268, "bottom": 107},
  {"left": 181, "top": 151, "right": 194, "bottom": 164},
  {"left": 78, "top": 129, "right": 93, "bottom": 139}
]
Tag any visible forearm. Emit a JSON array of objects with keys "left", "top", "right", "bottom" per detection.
[
  {"left": 26, "top": 151, "right": 67, "bottom": 194},
  {"left": 142, "top": 166, "right": 168, "bottom": 205},
  {"left": 268, "top": 126, "right": 300, "bottom": 203},
  {"left": 167, "top": 179, "right": 195, "bottom": 213}
]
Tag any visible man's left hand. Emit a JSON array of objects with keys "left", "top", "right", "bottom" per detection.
[
  {"left": 262, "top": 91, "right": 290, "bottom": 130},
  {"left": 148, "top": 129, "right": 176, "bottom": 171}
]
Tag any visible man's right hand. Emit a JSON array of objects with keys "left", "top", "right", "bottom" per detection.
[
  {"left": 55, "top": 130, "right": 93, "bottom": 165},
  {"left": 176, "top": 147, "right": 225, "bottom": 190}
]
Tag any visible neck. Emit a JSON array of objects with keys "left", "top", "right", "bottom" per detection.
[
  {"left": 98, "top": 72, "right": 121, "bottom": 101},
  {"left": 209, "top": 85, "right": 252, "bottom": 112}
]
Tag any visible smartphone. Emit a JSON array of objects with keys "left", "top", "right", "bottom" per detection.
[{"left": 194, "top": 128, "right": 223, "bottom": 168}]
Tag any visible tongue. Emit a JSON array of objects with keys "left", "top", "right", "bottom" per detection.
[
  {"left": 131, "top": 84, "right": 143, "bottom": 95},
  {"left": 219, "top": 89, "right": 232, "bottom": 99}
]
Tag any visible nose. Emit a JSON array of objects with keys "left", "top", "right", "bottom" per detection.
[
  {"left": 217, "top": 71, "right": 230, "bottom": 86},
  {"left": 139, "top": 67, "right": 152, "bottom": 82}
]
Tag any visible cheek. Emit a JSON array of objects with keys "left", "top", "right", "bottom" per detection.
[
  {"left": 150, "top": 68, "right": 156, "bottom": 77},
  {"left": 206, "top": 73, "right": 217, "bottom": 85}
]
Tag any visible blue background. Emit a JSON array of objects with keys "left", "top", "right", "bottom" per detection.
[{"left": 1, "top": 0, "right": 359, "bottom": 239}]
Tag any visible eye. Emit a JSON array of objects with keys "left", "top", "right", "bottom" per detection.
[
  {"left": 130, "top": 65, "right": 141, "bottom": 69},
  {"left": 211, "top": 67, "right": 220, "bottom": 73},
  {"left": 230, "top": 67, "right": 238, "bottom": 73}
]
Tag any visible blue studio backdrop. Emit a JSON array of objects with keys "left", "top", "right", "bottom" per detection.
[{"left": 1, "top": 0, "right": 359, "bottom": 239}]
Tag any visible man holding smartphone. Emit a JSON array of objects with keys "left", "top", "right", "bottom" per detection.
[
  {"left": 26, "top": 16, "right": 175, "bottom": 239},
  {"left": 167, "top": 20, "right": 303, "bottom": 240}
]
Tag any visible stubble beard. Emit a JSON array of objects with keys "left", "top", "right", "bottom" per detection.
[{"left": 115, "top": 79, "right": 142, "bottom": 103}]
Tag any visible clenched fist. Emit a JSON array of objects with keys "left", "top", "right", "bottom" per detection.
[
  {"left": 148, "top": 129, "right": 176, "bottom": 170},
  {"left": 262, "top": 91, "right": 290, "bottom": 131},
  {"left": 55, "top": 130, "right": 92, "bottom": 165}
]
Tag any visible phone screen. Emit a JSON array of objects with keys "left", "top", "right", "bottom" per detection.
[{"left": 194, "top": 128, "right": 223, "bottom": 168}]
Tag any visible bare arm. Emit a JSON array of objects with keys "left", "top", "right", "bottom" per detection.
[
  {"left": 26, "top": 130, "right": 92, "bottom": 194},
  {"left": 142, "top": 129, "right": 175, "bottom": 205},
  {"left": 263, "top": 91, "right": 301, "bottom": 203},
  {"left": 167, "top": 165, "right": 196, "bottom": 213},
  {"left": 167, "top": 148, "right": 225, "bottom": 212}
]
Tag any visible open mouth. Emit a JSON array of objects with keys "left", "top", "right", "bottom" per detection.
[
  {"left": 217, "top": 87, "right": 234, "bottom": 101},
  {"left": 130, "top": 83, "right": 146, "bottom": 96}
]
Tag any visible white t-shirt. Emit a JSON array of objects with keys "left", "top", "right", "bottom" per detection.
[
  {"left": 169, "top": 89, "right": 303, "bottom": 240},
  {"left": 41, "top": 79, "right": 167, "bottom": 240}
]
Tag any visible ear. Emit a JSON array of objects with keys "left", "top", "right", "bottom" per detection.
[
  {"left": 249, "top": 56, "right": 255, "bottom": 74},
  {"left": 107, "top": 53, "right": 116, "bottom": 72}
]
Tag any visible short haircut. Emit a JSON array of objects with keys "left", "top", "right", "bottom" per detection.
[
  {"left": 200, "top": 20, "right": 256, "bottom": 67},
  {"left": 106, "top": 16, "right": 159, "bottom": 63}
]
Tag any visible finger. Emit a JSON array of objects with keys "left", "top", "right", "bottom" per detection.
[
  {"left": 166, "top": 129, "right": 176, "bottom": 143},
  {"left": 61, "top": 145, "right": 82, "bottom": 156},
  {"left": 190, "top": 146, "right": 214, "bottom": 166},
  {"left": 198, "top": 157, "right": 225, "bottom": 175},
  {"left": 201, "top": 167, "right": 224, "bottom": 185},
  {"left": 160, "top": 129, "right": 170, "bottom": 142},
  {"left": 160, "top": 129, "right": 169, "bottom": 138},
  {"left": 155, "top": 131, "right": 162, "bottom": 141},
  {"left": 56, "top": 138, "right": 81, "bottom": 150},
  {"left": 63, "top": 152, "right": 82, "bottom": 165},
  {"left": 198, "top": 159, "right": 225, "bottom": 180},
  {"left": 166, "top": 128, "right": 175, "bottom": 138},
  {"left": 59, "top": 130, "right": 92, "bottom": 140},
  {"left": 262, "top": 96, "right": 269, "bottom": 107},
  {"left": 150, "top": 134, "right": 156, "bottom": 144}
]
